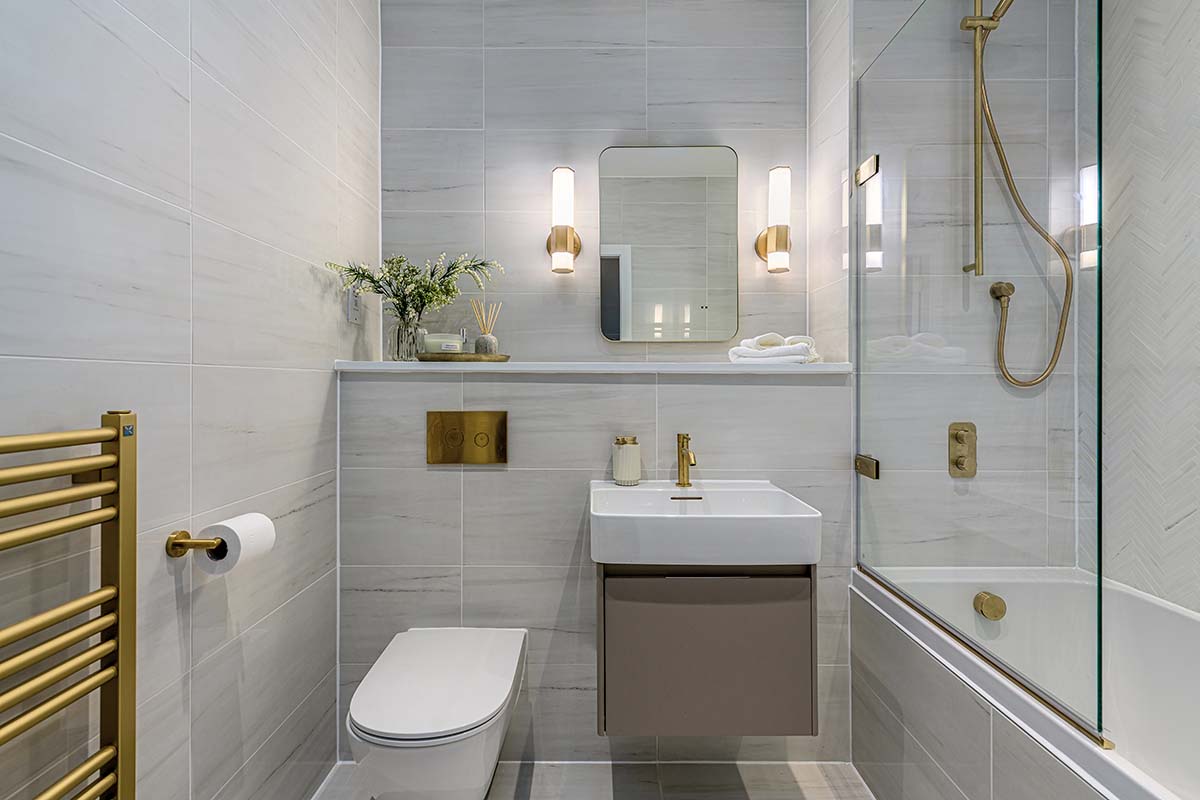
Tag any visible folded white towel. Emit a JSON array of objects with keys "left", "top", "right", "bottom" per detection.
[
  {"left": 739, "top": 332, "right": 788, "bottom": 350},
  {"left": 728, "top": 342, "right": 817, "bottom": 360},
  {"left": 728, "top": 353, "right": 822, "bottom": 365}
]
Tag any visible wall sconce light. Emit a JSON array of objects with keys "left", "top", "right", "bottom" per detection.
[
  {"left": 755, "top": 166, "right": 792, "bottom": 274},
  {"left": 1079, "top": 163, "right": 1098, "bottom": 270},
  {"left": 857, "top": 155, "right": 883, "bottom": 273},
  {"left": 547, "top": 166, "right": 581, "bottom": 274}
]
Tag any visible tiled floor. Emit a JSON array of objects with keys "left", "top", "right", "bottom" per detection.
[{"left": 316, "top": 761, "right": 876, "bottom": 800}]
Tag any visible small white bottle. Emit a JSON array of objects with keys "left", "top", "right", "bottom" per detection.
[{"left": 612, "top": 436, "right": 641, "bottom": 486}]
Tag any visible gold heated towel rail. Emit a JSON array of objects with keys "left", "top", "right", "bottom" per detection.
[{"left": 0, "top": 411, "right": 136, "bottom": 800}]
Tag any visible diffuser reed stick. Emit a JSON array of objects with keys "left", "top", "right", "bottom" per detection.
[{"left": 470, "top": 299, "right": 502, "bottom": 354}]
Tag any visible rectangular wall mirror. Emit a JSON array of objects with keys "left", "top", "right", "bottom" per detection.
[{"left": 599, "top": 146, "right": 739, "bottom": 342}]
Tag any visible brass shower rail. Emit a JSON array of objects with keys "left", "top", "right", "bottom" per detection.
[{"left": 0, "top": 412, "right": 136, "bottom": 800}]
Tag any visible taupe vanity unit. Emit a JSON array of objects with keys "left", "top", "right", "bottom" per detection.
[{"left": 589, "top": 469, "right": 823, "bottom": 736}]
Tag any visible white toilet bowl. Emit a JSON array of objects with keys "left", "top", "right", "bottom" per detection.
[{"left": 346, "top": 627, "right": 527, "bottom": 800}]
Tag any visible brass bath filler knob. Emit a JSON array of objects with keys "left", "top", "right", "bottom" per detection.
[{"left": 973, "top": 591, "right": 1007, "bottom": 621}]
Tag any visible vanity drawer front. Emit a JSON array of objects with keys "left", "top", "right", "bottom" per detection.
[{"left": 603, "top": 575, "right": 814, "bottom": 736}]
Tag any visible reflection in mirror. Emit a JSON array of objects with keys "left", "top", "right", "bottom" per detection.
[{"left": 599, "top": 146, "right": 738, "bottom": 342}]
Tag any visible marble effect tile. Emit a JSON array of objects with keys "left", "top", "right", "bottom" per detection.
[
  {"left": 462, "top": 566, "right": 595, "bottom": 665},
  {"left": 382, "top": 48, "right": 482, "bottom": 129},
  {"left": 485, "top": 49, "right": 647, "bottom": 130},
  {"left": 485, "top": 0, "right": 646, "bottom": 47},
  {"left": 340, "top": 467, "right": 462, "bottom": 566},
  {"left": 648, "top": 48, "right": 806, "bottom": 130},
  {"left": 382, "top": 0, "right": 482, "bottom": 46},
  {"left": 339, "top": 566, "right": 461, "bottom": 663}
]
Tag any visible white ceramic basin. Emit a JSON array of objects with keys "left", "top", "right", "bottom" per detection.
[{"left": 589, "top": 480, "right": 822, "bottom": 566}]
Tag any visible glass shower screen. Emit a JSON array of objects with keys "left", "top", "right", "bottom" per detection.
[{"left": 853, "top": 0, "right": 1101, "bottom": 733}]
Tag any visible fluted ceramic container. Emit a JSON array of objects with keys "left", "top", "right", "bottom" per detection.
[{"left": 612, "top": 436, "right": 641, "bottom": 486}]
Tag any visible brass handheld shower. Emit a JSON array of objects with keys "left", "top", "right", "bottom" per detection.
[{"left": 962, "top": 0, "right": 1074, "bottom": 389}]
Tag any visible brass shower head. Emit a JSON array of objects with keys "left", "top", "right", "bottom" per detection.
[{"left": 991, "top": 0, "right": 1015, "bottom": 20}]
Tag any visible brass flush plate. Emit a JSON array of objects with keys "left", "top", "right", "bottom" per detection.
[
  {"left": 948, "top": 422, "right": 977, "bottom": 478},
  {"left": 427, "top": 411, "right": 507, "bottom": 464}
]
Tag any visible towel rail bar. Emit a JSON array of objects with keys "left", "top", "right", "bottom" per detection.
[{"left": 0, "top": 412, "right": 136, "bottom": 798}]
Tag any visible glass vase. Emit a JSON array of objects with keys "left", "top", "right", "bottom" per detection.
[{"left": 390, "top": 318, "right": 426, "bottom": 362}]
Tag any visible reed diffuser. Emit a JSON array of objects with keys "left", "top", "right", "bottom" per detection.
[{"left": 470, "top": 299, "right": 502, "bottom": 354}]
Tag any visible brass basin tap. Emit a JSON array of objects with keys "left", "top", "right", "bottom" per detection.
[{"left": 676, "top": 433, "right": 697, "bottom": 488}]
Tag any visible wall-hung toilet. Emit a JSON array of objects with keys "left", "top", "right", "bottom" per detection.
[{"left": 346, "top": 627, "right": 528, "bottom": 800}]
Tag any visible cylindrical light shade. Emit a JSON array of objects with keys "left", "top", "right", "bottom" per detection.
[
  {"left": 767, "top": 166, "right": 791, "bottom": 273},
  {"left": 1079, "top": 163, "right": 1099, "bottom": 270},
  {"left": 551, "top": 167, "right": 576, "bottom": 273},
  {"left": 552, "top": 167, "right": 575, "bottom": 227}
]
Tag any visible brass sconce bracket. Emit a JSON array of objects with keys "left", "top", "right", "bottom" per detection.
[
  {"left": 546, "top": 225, "right": 582, "bottom": 257},
  {"left": 754, "top": 224, "right": 791, "bottom": 267},
  {"left": 165, "top": 530, "right": 226, "bottom": 559}
]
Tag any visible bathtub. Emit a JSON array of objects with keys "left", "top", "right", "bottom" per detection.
[{"left": 853, "top": 567, "right": 1196, "bottom": 800}]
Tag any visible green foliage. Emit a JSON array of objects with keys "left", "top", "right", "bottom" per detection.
[{"left": 327, "top": 253, "right": 502, "bottom": 322}]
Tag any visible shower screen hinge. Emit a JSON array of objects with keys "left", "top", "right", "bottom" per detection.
[
  {"left": 854, "top": 454, "right": 880, "bottom": 480},
  {"left": 854, "top": 155, "right": 879, "bottom": 186}
]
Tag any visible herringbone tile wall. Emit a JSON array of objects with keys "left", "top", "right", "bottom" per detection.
[{"left": 1102, "top": 0, "right": 1200, "bottom": 615}]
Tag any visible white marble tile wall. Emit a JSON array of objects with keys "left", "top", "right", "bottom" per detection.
[
  {"left": 852, "top": 593, "right": 1105, "bottom": 800},
  {"left": 851, "top": 0, "right": 1086, "bottom": 571},
  {"left": 0, "top": 1, "right": 380, "bottom": 799},
  {"left": 381, "top": 0, "right": 810, "bottom": 362},
  {"left": 338, "top": 371, "right": 855, "bottom": 764}
]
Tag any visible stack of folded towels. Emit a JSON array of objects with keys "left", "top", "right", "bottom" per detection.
[{"left": 728, "top": 333, "right": 823, "bottom": 364}]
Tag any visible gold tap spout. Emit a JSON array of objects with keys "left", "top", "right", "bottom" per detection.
[{"left": 676, "top": 433, "right": 697, "bottom": 488}]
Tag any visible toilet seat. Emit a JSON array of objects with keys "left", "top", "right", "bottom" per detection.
[{"left": 348, "top": 627, "right": 527, "bottom": 745}]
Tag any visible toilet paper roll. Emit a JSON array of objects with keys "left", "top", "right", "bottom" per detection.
[{"left": 195, "top": 512, "right": 276, "bottom": 576}]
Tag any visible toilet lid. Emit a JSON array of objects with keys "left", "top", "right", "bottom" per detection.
[{"left": 349, "top": 627, "right": 527, "bottom": 741}]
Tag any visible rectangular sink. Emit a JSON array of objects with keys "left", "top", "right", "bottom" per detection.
[{"left": 590, "top": 480, "right": 821, "bottom": 566}]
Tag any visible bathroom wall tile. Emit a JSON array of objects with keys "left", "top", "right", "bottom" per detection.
[
  {"left": 339, "top": 0, "right": 381, "bottom": 121},
  {"left": 138, "top": 522, "right": 192, "bottom": 704},
  {"left": 462, "top": 566, "right": 595, "bottom": 664},
  {"left": 191, "top": 473, "right": 338, "bottom": 664},
  {"left": 382, "top": 0, "right": 482, "bottom": 46},
  {"left": 482, "top": 211, "right": 601, "bottom": 293},
  {"left": 484, "top": 0, "right": 646, "bottom": 47},
  {"left": 658, "top": 762, "right": 873, "bottom": 799},
  {"left": 487, "top": 763, "right": 662, "bottom": 800},
  {"left": 119, "top": 0, "right": 190, "bottom": 51},
  {"left": 338, "top": 178, "right": 382, "bottom": 265},
  {"left": 648, "top": 0, "right": 806, "bottom": 47},
  {"left": 337, "top": 663, "right": 370, "bottom": 760},
  {"left": 648, "top": 48, "right": 806, "bottom": 130},
  {"left": 382, "top": 130, "right": 484, "bottom": 211},
  {"left": 992, "top": 714, "right": 1105, "bottom": 800},
  {"left": 382, "top": 48, "right": 482, "bottom": 129},
  {"left": 858, "top": 79, "right": 1048, "bottom": 179},
  {"left": 851, "top": 593, "right": 992, "bottom": 800},
  {"left": 853, "top": 0, "right": 924, "bottom": 78},
  {"left": 485, "top": 130, "right": 649, "bottom": 213},
  {"left": 191, "top": 573, "right": 336, "bottom": 800},
  {"left": 463, "top": 470, "right": 604, "bottom": 566},
  {"left": 137, "top": 676, "right": 191, "bottom": 800},
  {"left": 192, "top": 367, "right": 337, "bottom": 512},
  {"left": 657, "top": 665, "right": 851, "bottom": 762},
  {"left": 339, "top": 566, "right": 462, "bottom": 663},
  {"left": 382, "top": 211, "right": 485, "bottom": 264},
  {"left": 339, "top": 88, "right": 382, "bottom": 205},
  {"left": 859, "top": 274, "right": 1048, "bottom": 375},
  {"left": 192, "top": 0, "right": 337, "bottom": 168},
  {"left": 818, "top": 568, "right": 850, "bottom": 666},
  {"left": 0, "top": 136, "right": 190, "bottom": 363},
  {"left": 858, "top": 373, "right": 1048, "bottom": 471},
  {"left": 859, "top": 470, "right": 1048, "bottom": 567},
  {"left": 485, "top": 49, "right": 647, "bottom": 130},
  {"left": 343, "top": 0, "right": 380, "bottom": 39},
  {"left": 501, "top": 662, "right": 657, "bottom": 762},
  {"left": 607, "top": 201, "right": 708, "bottom": 246},
  {"left": 0, "top": 0, "right": 189, "bottom": 205},
  {"left": 463, "top": 375, "right": 656, "bottom": 468},
  {"left": 212, "top": 670, "right": 337, "bottom": 800},
  {"left": 655, "top": 375, "right": 851, "bottom": 471},
  {"left": 193, "top": 68, "right": 338, "bottom": 265},
  {"left": 426, "top": 294, "right": 648, "bottom": 361},
  {"left": 340, "top": 373, "right": 463, "bottom": 468},
  {"left": 809, "top": 5, "right": 849, "bottom": 119},
  {"left": 853, "top": 675, "right": 970, "bottom": 800},
  {"left": 0, "top": 358, "right": 190, "bottom": 539},
  {"left": 273, "top": 0, "right": 339, "bottom": 70},
  {"left": 192, "top": 219, "right": 365, "bottom": 369},
  {"left": 810, "top": 280, "right": 850, "bottom": 365},
  {"left": 340, "top": 468, "right": 463, "bottom": 565}
]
